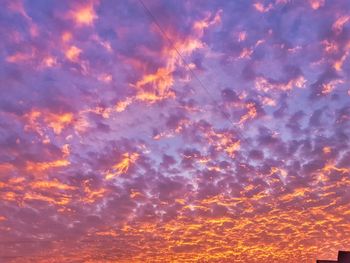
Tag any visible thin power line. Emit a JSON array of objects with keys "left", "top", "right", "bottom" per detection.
[{"left": 138, "top": 0, "right": 236, "bottom": 127}]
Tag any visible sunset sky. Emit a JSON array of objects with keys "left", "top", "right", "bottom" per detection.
[{"left": 1, "top": 0, "right": 350, "bottom": 262}]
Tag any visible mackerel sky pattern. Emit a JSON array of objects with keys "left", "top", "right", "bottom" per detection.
[{"left": 0, "top": 0, "right": 350, "bottom": 262}]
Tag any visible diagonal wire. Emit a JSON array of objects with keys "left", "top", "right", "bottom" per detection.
[{"left": 138, "top": 0, "right": 236, "bottom": 127}]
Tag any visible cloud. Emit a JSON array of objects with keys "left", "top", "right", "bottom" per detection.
[{"left": 0, "top": 0, "right": 350, "bottom": 262}]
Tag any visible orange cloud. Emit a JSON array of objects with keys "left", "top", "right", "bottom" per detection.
[
  {"left": 193, "top": 9, "right": 222, "bottom": 34},
  {"left": 237, "top": 31, "right": 247, "bottom": 42},
  {"left": 24, "top": 192, "right": 71, "bottom": 205},
  {"left": 239, "top": 102, "right": 258, "bottom": 124},
  {"left": 333, "top": 42, "right": 350, "bottom": 71},
  {"left": 47, "top": 112, "right": 74, "bottom": 134},
  {"left": 62, "top": 31, "right": 72, "bottom": 43},
  {"left": 332, "top": 15, "right": 350, "bottom": 34},
  {"left": 135, "top": 67, "right": 175, "bottom": 103},
  {"left": 322, "top": 40, "right": 339, "bottom": 54},
  {"left": 115, "top": 97, "right": 134, "bottom": 112},
  {"left": 6, "top": 50, "right": 34, "bottom": 63},
  {"left": 253, "top": 2, "right": 273, "bottom": 13},
  {"left": 321, "top": 79, "right": 343, "bottom": 95},
  {"left": 309, "top": 0, "right": 325, "bottom": 10},
  {"left": 200, "top": 128, "right": 240, "bottom": 158},
  {"left": 65, "top": 45, "right": 82, "bottom": 62},
  {"left": 25, "top": 110, "right": 74, "bottom": 135},
  {"left": 71, "top": 3, "right": 97, "bottom": 26},
  {"left": 31, "top": 180, "right": 76, "bottom": 191},
  {"left": 238, "top": 47, "right": 253, "bottom": 59},
  {"left": 105, "top": 152, "right": 139, "bottom": 180},
  {"left": 26, "top": 159, "right": 70, "bottom": 172},
  {"left": 83, "top": 181, "right": 106, "bottom": 203},
  {"left": 98, "top": 73, "right": 112, "bottom": 83},
  {"left": 322, "top": 147, "right": 332, "bottom": 154},
  {"left": 41, "top": 56, "right": 57, "bottom": 68},
  {"left": 130, "top": 189, "right": 143, "bottom": 199},
  {"left": 255, "top": 76, "right": 306, "bottom": 93}
]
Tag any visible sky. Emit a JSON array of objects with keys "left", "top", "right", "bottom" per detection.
[{"left": 0, "top": 0, "right": 350, "bottom": 262}]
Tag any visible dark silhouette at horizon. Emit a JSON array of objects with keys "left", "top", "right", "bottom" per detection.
[{"left": 317, "top": 251, "right": 350, "bottom": 263}]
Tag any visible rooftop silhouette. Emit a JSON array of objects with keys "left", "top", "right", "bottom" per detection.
[{"left": 317, "top": 251, "right": 350, "bottom": 263}]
